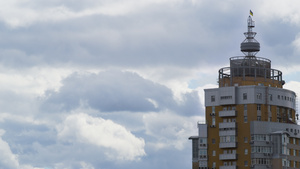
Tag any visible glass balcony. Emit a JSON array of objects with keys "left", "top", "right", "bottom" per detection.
[
  {"left": 219, "top": 130, "right": 236, "bottom": 136},
  {"left": 219, "top": 153, "right": 237, "bottom": 160},
  {"left": 219, "top": 142, "right": 237, "bottom": 148},
  {"left": 219, "top": 110, "right": 237, "bottom": 117},
  {"left": 219, "top": 122, "right": 236, "bottom": 129},
  {"left": 220, "top": 165, "right": 237, "bottom": 169}
]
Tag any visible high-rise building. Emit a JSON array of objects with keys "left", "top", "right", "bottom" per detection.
[{"left": 189, "top": 15, "right": 300, "bottom": 169}]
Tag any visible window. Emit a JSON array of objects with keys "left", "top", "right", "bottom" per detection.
[
  {"left": 288, "top": 109, "right": 292, "bottom": 118},
  {"left": 244, "top": 137, "right": 248, "bottom": 143},
  {"left": 244, "top": 116, "right": 248, "bottom": 123},
  {"left": 220, "top": 136, "right": 236, "bottom": 143},
  {"left": 199, "top": 150, "right": 207, "bottom": 157},
  {"left": 245, "top": 149, "right": 248, "bottom": 155},
  {"left": 257, "top": 93, "right": 262, "bottom": 99},
  {"left": 212, "top": 106, "right": 215, "bottom": 113},
  {"left": 211, "top": 95, "right": 215, "bottom": 102},
  {"left": 213, "top": 150, "right": 216, "bottom": 156},
  {"left": 269, "top": 94, "right": 272, "bottom": 101},
  {"left": 244, "top": 104, "right": 247, "bottom": 111},
  {"left": 212, "top": 139, "right": 216, "bottom": 144},
  {"left": 213, "top": 162, "right": 216, "bottom": 168},
  {"left": 200, "top": 138, "right": 207, "bottom": 144},
  {"left": 243, "top": 93, "right": 247, "bottom": 100},
  {"left": 244, "top": 161, "right": 248, "bottom": 167},
  {"left": 257, "top": 116, "right": 261, "bottom": 121},
  {"left": 282, "top": 159, "right": 286, "bottom": 167},
  {"left": 257, "top": 104, "right": 261, "bottom": 111},
  {"left": 221, "top": 96, "right": 232, "bottom": 100},
  {"left": 212, "top": 117, "right": 215, "bottom": 125}
]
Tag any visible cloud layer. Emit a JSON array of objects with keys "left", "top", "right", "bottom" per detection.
[{"left": 0, "top": 0, "right": 299, "bottom": 169}]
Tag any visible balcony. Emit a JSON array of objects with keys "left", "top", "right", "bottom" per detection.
[
  {"left": 199, "top": 143, "right": 207, "bottom": 147},
  {"left": 220, "top": 165, "right": 237, "bottom": 169},
  {"left": 219, "top": 130, "right": 236, "bottom": 136},
  {"left": 219, "top": 122, "right": 236, "bottom": 129},
  {"left": 219, "top": 142, "right": 237, "bottom": 148},
  {"left": 199, "top": 155, "right": 208, "bottom": 160},
  {"left": 219, "top": 153, "right": 237, "bottom": 160},
  {"left": 219, "top": 110, "right": 237, "bottom": 117}
]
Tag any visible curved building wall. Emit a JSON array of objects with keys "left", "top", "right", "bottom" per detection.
[{"left": 205, "top": 86, "right": 296, "bottom": 110}]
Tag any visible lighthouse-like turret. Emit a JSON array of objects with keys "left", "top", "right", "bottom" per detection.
[{"left": 240, "top": 16, "right": 260, "bottom": 57}]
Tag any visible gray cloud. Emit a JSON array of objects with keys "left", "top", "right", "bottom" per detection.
[
  {"left": 0, "top": 1, "right": 299, "bottom": 169},
  {"left": 41, "top": 70, "right": 202, "bottom": 116}
]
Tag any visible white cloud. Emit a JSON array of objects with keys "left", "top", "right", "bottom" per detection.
[
  {"left": 57, "top": 113, "right": 146, "bottom": 161},
  {"left": 258, "top": 0, "right": 300, "bottom": 25},
  {"left": 0, "top": 129, "right": 20, "bottom": 168},
  {"left": 143, "top": 111, "right": 202, "bottom": 150},
  {"left": 0, "top": 129, "right": 43, "bottom": 169},
  {"left": 0, "top": 1, "right": 299, "bottom": 169},
  {"left": 0, "top": 0, "right": 198, "bottom": 28},
  {"left": 284, "top": 81, "right": 300, "bottom": 96}
]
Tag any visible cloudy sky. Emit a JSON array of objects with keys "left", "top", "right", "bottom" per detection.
[{"left": 1, "top": 0, "right": 300, "bottom": 169}]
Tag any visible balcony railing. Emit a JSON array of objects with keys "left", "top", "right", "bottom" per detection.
[
  {"left": 219, "top": 130, "right": 236, "bottom": 136},
  {"left": 219, "top": 153, "right": 237, "bottom": 160},
  {"left": 219, "top": 122, "right": 236, "bottom": 129},
  {"left": 219, "top": 110, "right": 237, "bottom": 117},
  {"left": 220, "top": 165, "right": 237, "bottom": 169},
  {"left": 219, "top": 142, "right": 237, "bottom": 148}
]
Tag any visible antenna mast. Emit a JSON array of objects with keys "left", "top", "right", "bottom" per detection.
[{"left": 240, "top": 15, "right": 260, "bottom": 57}]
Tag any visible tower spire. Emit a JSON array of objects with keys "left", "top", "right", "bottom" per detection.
[{"left": 240, "top": 15, "right": 260, "bottom": 57}]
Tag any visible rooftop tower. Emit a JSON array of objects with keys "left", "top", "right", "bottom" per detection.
[{"left": 189, "top": 12, "right": 299, "bottom": 169}]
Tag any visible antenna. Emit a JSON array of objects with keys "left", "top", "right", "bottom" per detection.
[{"left": 240, "top": 16, "right": 260, "bottom": 57}]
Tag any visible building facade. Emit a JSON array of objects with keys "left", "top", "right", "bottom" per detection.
[{"left": 189, "top": 15, "right": 300, "bottom": 169}]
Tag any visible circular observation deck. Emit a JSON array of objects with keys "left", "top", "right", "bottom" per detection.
[{"left": 218, "top": 56, "right": 284, "bottom": 87}]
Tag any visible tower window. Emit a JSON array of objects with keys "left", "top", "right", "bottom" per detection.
[
  {"left": 257, "top": 104, "right": 261, "bottom": 111},
  {"left": 243, "top": 93, "right": 247, "bottom": 100},
  {"left": 244, "top": 116, "right": 248, "bottom": 123},
  {"left": 211, "top": 95, "right": 215, "bottom": 102},
  {"left": 257, "top": 116, "right": 261, "bottom": 121},
  {"left": 257, "top": 93, "right": 262, "bottom": 99},
  {"left": 244, "top": 161, "right": 248, "bottom": 167}
]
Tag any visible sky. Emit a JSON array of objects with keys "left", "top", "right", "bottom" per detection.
[{"left": 1, "top": 0, "right": 300, "bottom": 169}]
